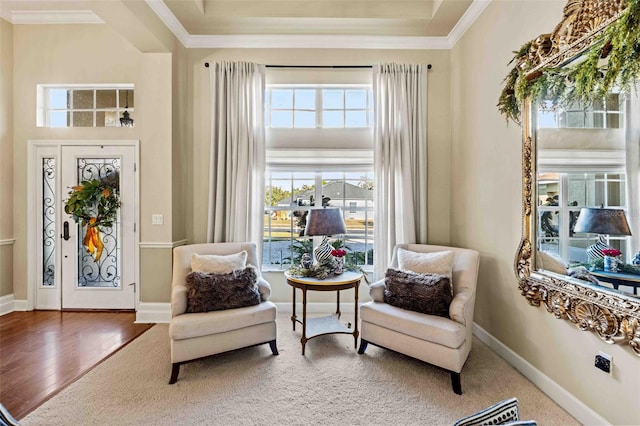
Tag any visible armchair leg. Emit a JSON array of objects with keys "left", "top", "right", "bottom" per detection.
[
  {"left": 169, "top": 363, "right": 180, "bottom": 385},
  {"left": 269, "top": 339, "right": 279, "bottom": 355},
  {"left": 451, "top": 372, "right": 462, "bottom": 395},
  {"left": 357, "top": 339, "right": 369, "bottom": 354}
]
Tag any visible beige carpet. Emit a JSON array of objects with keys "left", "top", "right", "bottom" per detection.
[{"left": 22, "top": 314, "right": 578, "bottom": 426}]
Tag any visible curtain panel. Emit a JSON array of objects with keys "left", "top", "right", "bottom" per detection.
[
  {"left": 626, "top": 89, "right": 640, "bottom": 257},
  {"left": 373, "top": 63, "right": 429, "bottom": 279},
  {"left": 207, "top": 61, "right": 266, "bottom": 247}
]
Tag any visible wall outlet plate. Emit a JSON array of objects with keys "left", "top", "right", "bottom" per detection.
[{"left": 595, "top": 352, "right": 612, "bottom": 374}]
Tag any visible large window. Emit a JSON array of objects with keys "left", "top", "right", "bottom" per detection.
[
  {"left": 537, "top": 172, "right": 628, "bottom": 264},
  {"left": 265, "top": 86, "right": 373, "bottom": 128},
  {"left": 263, "top": 171, "right": 374, "bottom": 269},
  {"left": 37, "top": 85, "right": 135, "bottom": 128},
  {"left": 538, "top": 93, "right": 624, "bottom": 129}
]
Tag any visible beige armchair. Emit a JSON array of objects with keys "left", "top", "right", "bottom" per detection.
[
  {"left": 169, "top": 242, "right": 278, "bottom": 384},
  {"left": 358, "top": 244, "right": 479, "bottom": 394}
]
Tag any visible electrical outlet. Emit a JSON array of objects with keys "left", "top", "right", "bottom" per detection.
[
  {"left": 151, "top": 214, "right": 163, "bottom": 225},
  {"left": 595, "top": 352, "right": 612, "bottom": 374}
]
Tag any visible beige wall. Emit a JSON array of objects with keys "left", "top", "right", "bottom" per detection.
[
  {"left": 0, "top": 19, "right": 14, "bottom": 297},
  {"left": 11, "top": 24, "right": 174, "bottom": 302},
  {"left": 451, "top": 1, "right": 640, "bottom": 424},
  {"left": 185, "top": 48, "right": 452, "bottom": 301}
]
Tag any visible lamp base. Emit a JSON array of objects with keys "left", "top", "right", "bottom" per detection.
[
  {"left": 313, "top": 236, "right": 333, "bottom": 265},
  {"left": 586, "top": 235, "right": 615, "bottom": 261}
]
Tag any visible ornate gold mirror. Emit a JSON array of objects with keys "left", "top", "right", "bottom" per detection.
[{"left": 500, "top": 0, "right": 640, "bottom": 356}]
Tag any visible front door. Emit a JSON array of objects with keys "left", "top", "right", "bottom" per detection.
[{"left": 33, "top": 143, "right": 137, "bottom": 310}]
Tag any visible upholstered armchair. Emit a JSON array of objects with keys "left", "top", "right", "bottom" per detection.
[
  {"left": 358, "top": 244, "right": 480, "bottom": 394},
  {"left": 169, "top": 242, "right": 278, "bottom": 384}
]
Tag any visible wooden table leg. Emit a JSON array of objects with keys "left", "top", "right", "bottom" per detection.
[
  {"left": 301, "top": 287, "right": 308, "bottom": 355},
  {"left": 353, "top": 280, "right": 359, "bottom": 348},
  {"left": 291, "top": 285, "right": 296, "bottom": 331}
]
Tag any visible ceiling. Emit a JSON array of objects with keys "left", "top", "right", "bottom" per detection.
[{"left": 0, "top": 0, "right": 487, "bottom": 49}]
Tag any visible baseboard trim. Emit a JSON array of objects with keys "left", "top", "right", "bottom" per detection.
[
  {"left": 136, "top": 302, "right": 171, "bottom": 323},
  {"left": 472, "top": 323, "right": 609, "bottom": 425},
  {"left": 0, "top": 294, "right": 15, "bottom": 316},
  {"left": 0, "top": 238, "right": 15, "bottom": 246},
  {"left": 139, "top": 240, "right": 188, "bottom": 249}
]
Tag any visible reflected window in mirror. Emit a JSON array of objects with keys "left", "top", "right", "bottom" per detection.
[
  {"left": 538, "top": 93, "right": 625, "bottom": 129},
  {"left": 537, "top": 172, "right": 629, "bottom": 266}
]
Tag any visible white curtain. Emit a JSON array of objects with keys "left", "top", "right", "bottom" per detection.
[
  {"left": 626, "top": 88, "right": 640, "bottom": 258},
  {"left": 207, "top": 61, "right": 266, "bottom": 246},
  {"left": 373, "top": 63, "right": 429, "bottom": 279}
]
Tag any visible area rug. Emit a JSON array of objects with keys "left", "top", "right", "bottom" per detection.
[{"left": 21, "top": 314, "right": 578, "bottom": 425}]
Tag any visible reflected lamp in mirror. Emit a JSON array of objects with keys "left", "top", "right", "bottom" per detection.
[
  {"left": 573, "top": 207, "right": 632, "bottom": 261},
  {"left": 304, "top": 207, "right": 347, "bottom": 264}
]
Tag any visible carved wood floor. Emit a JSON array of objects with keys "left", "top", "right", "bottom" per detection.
[{"left": 0, "top": 311, "right": 153, "bottom": 420}]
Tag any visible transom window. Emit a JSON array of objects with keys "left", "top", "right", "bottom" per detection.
[
  {"left": 263, "top": 171, "right": 374, "bottom": 269},
  {"left": 538, "top": 93, "right": 624, "bottom": 129},
  {"left": 37, "top": 85, "right": 135, "bottom": 128},
  {"left": 265, "top": 86, "right": 373, "bottom": 128}
]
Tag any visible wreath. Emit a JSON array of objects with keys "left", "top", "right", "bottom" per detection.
[{"left": 64, "top": 173, "right": 121, "bottom": 262}]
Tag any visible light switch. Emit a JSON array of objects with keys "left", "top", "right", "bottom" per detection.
[{"left": 151, "top": 214, "right": 163, "bottom": 225}]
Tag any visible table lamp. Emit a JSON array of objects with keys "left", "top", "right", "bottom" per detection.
[
  {"left": 304, "top": 207, "right": 347, "bottom": 264},
  {"left": 573, "top": 207, "right": 632, "bottom": 261}
]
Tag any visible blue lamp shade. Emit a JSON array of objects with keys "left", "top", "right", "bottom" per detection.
[{"left": 304, "top": 207, "right": 347, "bottom": 236}]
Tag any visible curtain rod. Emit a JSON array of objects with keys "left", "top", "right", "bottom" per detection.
[{"left": 204, "top": 63, "right": 432, "bottom": 70}]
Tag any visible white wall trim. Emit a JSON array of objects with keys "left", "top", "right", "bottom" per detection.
[
  {"left": 0, "top": 294, "right": 15, "bottom": 316},
  {"left": 144, "top": 0, "right": 190, "bottom": 46},
  {"left": 146, "top": 0, "right": 490, "bottom": 50},
  {"left": 0, "top": 239, "right": 15, "bottom": 246},
  {"left": 13, "top": 299, "right": 28, "bottom": 312},
  {"left": 472, "top": 323, "right": 610, "bottom": 426},
  {"left": 447, "top": 0, "right": 492, "bottom": 48},
  {"left": 136, "top": 302, "right": 171, "bottom": 323},
  {"left": 7, "top": 10, "right": 104, "bottom": 25},
  {"left": 139, "top": 239, "right": 188, "bottom": 249}
]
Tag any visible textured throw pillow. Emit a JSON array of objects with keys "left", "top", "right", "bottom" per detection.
[
  {"left": 536, "top": 250, "right": 568, "bottom": 275},
  {"left": 190, "top": 251, "right": 248, "bottom": 274},
  {"left": 397, "top": 248, "right": 454, "bottom": 294},
  {"left": 185, "top": 266, "right": 261, "bottom": 313},
  {"left": 383, "top": 268, "right": 452, "bottom": 317},
  {"left": 453, "top": 397, "right": 522, "bottom": 426}
]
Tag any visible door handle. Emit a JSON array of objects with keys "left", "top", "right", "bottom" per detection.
[{"left": 62, "top": 221, "right": 70, "bottom": 241}]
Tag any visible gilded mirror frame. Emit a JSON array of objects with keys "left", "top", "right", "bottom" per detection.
[{"left": 513, "top": 0, "right": 640, "bottom": 357}]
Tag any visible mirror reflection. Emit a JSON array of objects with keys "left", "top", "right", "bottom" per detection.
[{"left": 535, "top": 92, "right": 640, "bottom": 297}]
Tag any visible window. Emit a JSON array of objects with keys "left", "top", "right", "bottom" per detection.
[
  {"left": 537, "top": 172, "right": 628, "bottom": 264},
  {"left": 538, "top": 93, "right": 624, "bottom": 129},
  {"left": 265, "top": 86, "right": 373, "bottom": 128},
  {"left": 263, "top": 171, "right": 374, "bottom": 269},
  {"left": 37, "top": 85, "right": 135, "bottom": 127}
]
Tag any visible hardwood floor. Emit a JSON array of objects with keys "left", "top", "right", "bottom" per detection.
[{"left": 0, "top": 311, "right": 153, "bottom": 420}]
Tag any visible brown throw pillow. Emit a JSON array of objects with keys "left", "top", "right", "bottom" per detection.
[
  {"left": 383, "top": 268, "right": 452, "bottom": 318},
  {"left": 185, "top": 266, "right": 261, "bottom": 313}
]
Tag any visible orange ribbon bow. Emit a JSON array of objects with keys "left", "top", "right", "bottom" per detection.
[{"left": 83, "top": 217, "right": 104, "bottom": 262}]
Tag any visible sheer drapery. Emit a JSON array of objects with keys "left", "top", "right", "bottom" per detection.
[
  {"left": 626, "top": 89, "right": 640, "bottom": 258},
  {"left": 373, "top": 63, "right": 429, "bottom": 279},
  {"left": 207, "top": 61, "right": 266, "bottom": 246}
]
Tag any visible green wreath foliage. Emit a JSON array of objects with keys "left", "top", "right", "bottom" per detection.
[
  {"left": 64, "top": 174, "right": 121, "bottom": 229},
  {"left": 498, "top": 0, "right": 640, "bottom": 124}
]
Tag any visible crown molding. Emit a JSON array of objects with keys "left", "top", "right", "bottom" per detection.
[
  {"left": 145, "top": 0, "right": 190, "bottom": 46},
  {"left": 147, "top": 0, "right": 491, "bottom": 50},
  {"left": 447, "top": 0, "right": 492, "bottom": 48},
  {"left": 6, "top": 10, "right": 104, "bottom": 25},
  {"left": 186, "top": 34, "right": 451, "bottom": 49}
]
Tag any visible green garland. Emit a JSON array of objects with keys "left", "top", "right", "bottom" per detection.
[
  {"left": 64, "top": 175, "right": 121, "bottom": 229},
  {"left": 498, "top": 0, "right": 640, "bottom": 124}
]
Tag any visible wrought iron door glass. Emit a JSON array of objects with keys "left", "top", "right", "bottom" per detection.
[{"left": 42, "top": 158, "right": 56, "bottom": 286}]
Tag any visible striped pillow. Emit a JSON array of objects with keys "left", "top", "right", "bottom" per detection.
[{"left": 453, "top": 398, "right": 537, "bottom": 426}]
